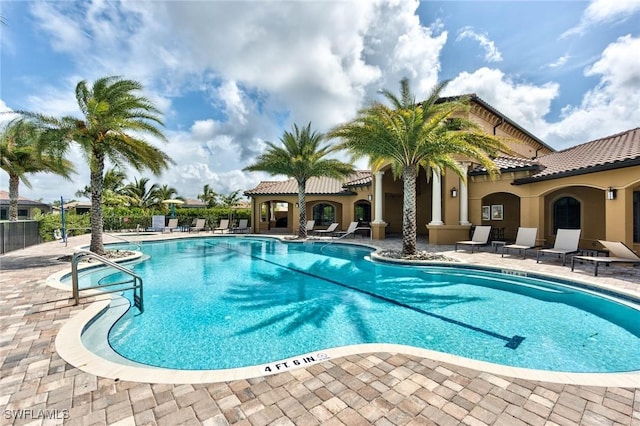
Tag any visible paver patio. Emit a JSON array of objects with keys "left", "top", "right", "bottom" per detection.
[{"left": 1, "top": 233, "right": 639, "bottom": 425}]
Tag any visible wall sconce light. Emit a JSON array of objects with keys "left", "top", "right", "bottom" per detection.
[
  {"left": 367, "top": 194, "right": 372, "bottom": 201},
  {"left": 294, "top": 203, "right": 299, "bottom": 208},
  {"left": 606, "top": 187, "right": 617, "bottom": 200},
  {"left": 450, "top": 187, "right": 458, "bottom": 198}
]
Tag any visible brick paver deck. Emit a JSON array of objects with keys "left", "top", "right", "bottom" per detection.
[{"left": 1, "top": 233, "right": 639, "bottom": 425}]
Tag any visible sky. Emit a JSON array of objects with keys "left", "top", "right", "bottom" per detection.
[{"left": 1, "top": 0, "right": 639, "bottom": 204}]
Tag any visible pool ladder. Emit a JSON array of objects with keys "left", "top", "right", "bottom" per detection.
[{"left": 71, "top": 251, "right": 144, "bottom": 313}]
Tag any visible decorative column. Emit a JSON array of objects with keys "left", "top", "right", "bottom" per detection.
[
  {"left": 373, "top": 171, "right": 384, "bottom": 223},
  {"left": 270, "top": 201, "right": 276, "bottom": 221},
  {"left": 429, "top": 169, "right": 443, "bottom": 225},
  {"left": 459, "top": 162, "right": 470, "bottom": 225},
  {"left": 371, "top": 170, "right": 387, "bottom": 240}
]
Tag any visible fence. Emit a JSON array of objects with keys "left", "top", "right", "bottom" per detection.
[{"left": 0, "top": 220, "right": 41, "bottom": 254}]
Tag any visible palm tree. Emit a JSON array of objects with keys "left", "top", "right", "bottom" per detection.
[
  {"left": 329, "top": 78, "right": 507, "bottom": 255},
  {"left": 218, "top": 189, "right": 242, "bottom": 221},
  {"left": 76, "top": 166, "right": 127, "bottom": 199},
  {"left": 0, "top": 118, "right": 73, "bottom": 220},
  {"left": 198, "top": 184, "right": 218, "bottom": 208},
  {"left": 123, "top": 177, "right": 160, "bottom": 209},
  {"left": 27, "top": 76, "right": 173, "bottom": 254},
  {"left": 244, "top": 122, "right": 354, "bottom": 238}
]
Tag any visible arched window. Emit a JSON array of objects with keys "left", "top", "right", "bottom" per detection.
[
  {"left": 354, "top": 202, "right": 371, "bottom": 224},
  {"left": 553, "top": 197, "right": 580, "bottom": 234},
  {"left": 312, "top": 203, "right": 335, "bottom": 226}
]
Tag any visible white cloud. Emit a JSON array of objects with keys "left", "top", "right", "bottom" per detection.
[
  {"left": 545, "top": 35, "right": 640, "bottom": 146},
  {"left": 546, "top": 54, "right": 571, "bottom": 69},
  {"left": 445, "top": 67, "right": 559, "bottom": 135},
  {"left": 562, "top": 0, "right": 640, "bottom": 37},
  {"left": 456, "top": 27, "right": 503, "bottom": 63}
]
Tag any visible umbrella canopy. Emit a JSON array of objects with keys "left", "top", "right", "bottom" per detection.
[{"left": 161, "top": 199, "right": 185, "bottom": 218}]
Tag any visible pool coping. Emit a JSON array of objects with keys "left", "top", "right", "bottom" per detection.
[{"left": 52, "top": 235, "right": 640, "bottom": 387}]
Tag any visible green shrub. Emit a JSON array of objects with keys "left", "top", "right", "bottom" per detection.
[{"left": 35, "top": 212, "right": 91, "bottom": 242}]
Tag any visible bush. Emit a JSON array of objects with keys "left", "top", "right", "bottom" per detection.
[{"left": 35, "top": 212, "right": 91, "bottom": 242}]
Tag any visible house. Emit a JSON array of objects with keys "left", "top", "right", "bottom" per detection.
[
  {"left": 244, "top": 95, "right": 640, "bottom": 251},
  {"left": 0, "top": 190, "right": 51, "bottom": 220}
]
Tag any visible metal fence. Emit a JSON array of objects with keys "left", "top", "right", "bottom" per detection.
[{"left": 0, "top": 220, "right": 41, "bottom": 254}]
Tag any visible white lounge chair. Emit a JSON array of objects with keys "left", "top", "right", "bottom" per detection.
[
  {"left": 536, "top": 229, "right": 581, "bottom": 266},
  {"left": 571, "top": 240, "right": 640, "bottom": 276},
  {"left": 233, "top": 219, "right": 250, "bottom": 234},
  {"left": 306, "top": 220, "right": 315, "bottom": 232},
  {"left": 213, "top": 219, "right": 229, "bottom": 233},
  {"left": 502, "top": 227, "right": 538, "bottom": 258},
  {"left": 163, "top": 218, "right": 179, "bottom": 233},
  {"left": 313, "top": 222, "right": 339, "bottom": 236},
  {"left": 190, "top": 218, "right": 206, "bottom": 233},
  {"left": 333, "top": 221, "right": 359, "bottom": 239},
  {"left": 455, "top": 226, "right": 491, "bottom": 253}
]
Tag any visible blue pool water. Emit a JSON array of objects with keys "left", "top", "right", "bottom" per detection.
[{"left": 74, "top": 237, "right": 640, "bottom": 373}]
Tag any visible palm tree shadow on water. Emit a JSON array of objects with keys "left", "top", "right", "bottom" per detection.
[{"left": 220, "top": 257, "right": 522, "bottom": 347}]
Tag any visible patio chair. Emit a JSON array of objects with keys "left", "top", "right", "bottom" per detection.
[
  {"left": 313, "top": 222, "right": 339, "bottom": 237},
  {"left": 189, "top": 218, "right": 206, "bottom": 233},
  {"left": 536, "top": 229, "right": 581, "bottom": 266},
  {"left": 333, "top": 221, "right": 360, "bottom": 239},
  {"left": 571, "top": 240, "right": 640, "bottom": 276},
  {"left": 162, "top": 218, "right": 179, "bottom": 233},
  {"left": 233, "top": 219, "right": 250, "bottom": 234},
  {"left": 306, "top": 220, "right": 315, "bottom": 232},
  {"left": 213, "top": 219, "right": 229, "bottom": 233},
  {"left": 502, "top": 227, "right": 538, "bottom": 258},
  {"left": 455, "top": 226, "right": 491, "bottom": 253}
]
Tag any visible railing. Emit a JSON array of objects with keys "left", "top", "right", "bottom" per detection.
[{"left": 71, "top": 251, "right": 144, "bottom": 313}]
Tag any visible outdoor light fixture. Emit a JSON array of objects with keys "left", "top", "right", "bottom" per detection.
[
  {"left": 368, "top": 194, "right": 372, "bottom": 201},
  {"left": 606, "top": 187, "right": 617, "bottom": 200},
  {"left": 295, "top": 203, "right": 299, "bottom": 208},
  {"left": 450, "top": 187, "right": 458, "bottom": 198}
]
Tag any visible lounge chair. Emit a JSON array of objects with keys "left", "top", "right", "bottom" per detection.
[
  {"left": 162, "top": 218, "right": 179, "bottom": 233},
  {"left": 313, "top": 222, "right": 339, "bottom": 237},
  {"left": 213, "top": 219, "right": 229, "bottom": 233},
  {"left": 455, "top": 226, "right": 491, "bottom": 253},
  {"left": 232, "top": 219, "right": 250, "bottom": 234},
  {"left": 571, "top": 240, "right": 640, "bottom": 276},
  {"left": 189, "top": 218, "right": 206, "bottom": 233},
  {"left": 333, "top": 221, "right": 359, "bottom": 239},
  {"left": 306, "top": 220, "right": 315, "bottom": 232},
  {"left": 502, "top": 227, "right": 537, "bottom": 258},
  {"left": 536, "top": 229, "right": 581, "bottom": 266}
]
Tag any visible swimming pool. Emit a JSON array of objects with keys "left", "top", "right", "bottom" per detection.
[{"left": 71, "top": 237, "right": 640, "bottom": 374}]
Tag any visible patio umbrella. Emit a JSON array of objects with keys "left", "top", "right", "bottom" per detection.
[{"left": 161, "top": 199, "right": 185, "bottom": 218}]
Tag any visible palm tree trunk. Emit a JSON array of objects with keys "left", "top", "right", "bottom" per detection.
[
  {"left": 298, "top": 180, "right": 307, "bottom": 238},
  {"left": 8, "top": 174, "right": 19, "bottom": 221},
  {"left": 402, "top": 165, "right": 418, "bottom": 255},
  {"left": 89, "top": 151, "right": 105, "bottom": 254}
]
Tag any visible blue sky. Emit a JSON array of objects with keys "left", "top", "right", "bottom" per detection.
[{"left": 1, "top": 0, "right": 639, "bottom": 203}]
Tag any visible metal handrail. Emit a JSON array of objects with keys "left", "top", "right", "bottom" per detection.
[{"left": 71, "top": 251, "right": 144, "bottom": 313}]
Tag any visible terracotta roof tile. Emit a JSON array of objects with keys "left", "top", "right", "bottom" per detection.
[
  {"left": 245, "top": 172, "right": 371, "bottom": 196},
  {"left": 515, "top": 127, "right": 640, "bottom": 183},
  {"left": 470, "top": 155, "right": 541, "bottom": 174}
]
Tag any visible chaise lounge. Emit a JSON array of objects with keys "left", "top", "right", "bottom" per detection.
[
  {"left": 502, "top": 227, "right": 537, "bottom": 258},
  {"left": 455, "top": 226, "right": 491, "bottom": 253},
  {"left": 536, "top": 228, "right": 581, "bottom": 266},
  {"left": 313, "top": 222, "right": 339, "bottom": 237},
  {"left": 571, "top": 240, "right": 640, "bottom": 276}
]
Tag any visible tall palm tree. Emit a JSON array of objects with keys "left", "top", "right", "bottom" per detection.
[
  {"left": 27, "top": 76, "right": 173, "bottom": 254},
  {"left": 219, "top": 189, "right": 242, "bottom": 221},
  {"left": 198, "top": 184, "right": 218, "bottom": 208},
  {"left": 329, "top": 78, "right": 507, "bottom": 255},
  {"left": 244, "top": 122, "right": 354, "bottom": 238},
  {"left": 76, "top": 166, "right": 127, "bottom": 199},
  {"left": 0, "top": 118, "right": 73, "bottom": 220}
]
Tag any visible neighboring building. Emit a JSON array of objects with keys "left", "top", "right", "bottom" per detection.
[
  {"left": 244, "top": 95, "right": 640, "bottom": 251},
  {"left": 183, "top": 198, "right": 207, "bottom": 209},
  {"left": 0, "top": 190, "right": 51, "bottom": 220},
  {"left": 62, "top": 201, "right": 92, "bottom": 215}
]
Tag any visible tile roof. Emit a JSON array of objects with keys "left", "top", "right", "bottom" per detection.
[
  {"left": 514, "top": 127, "right": 640, "bottom": 184},
  {"left": 0, "top": 190, "right": 50, "bottom": 206},
  {"left": 245, "top": 171, "right": 371, "bottom": 196},
  {"left": 469, "top": 155, "right": 541, "bottom": 175}
]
